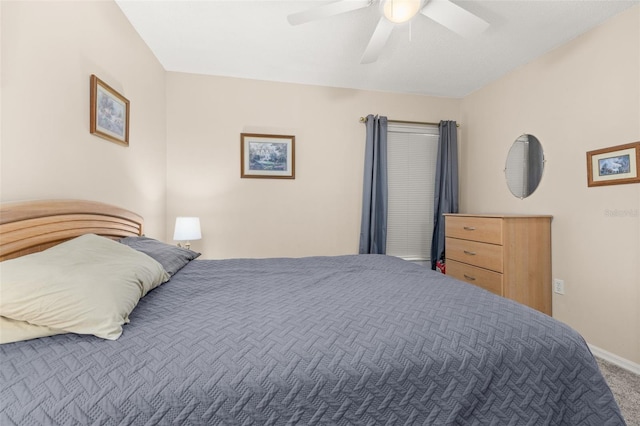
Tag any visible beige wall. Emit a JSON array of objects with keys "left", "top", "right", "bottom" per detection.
[
  {"left": 166, "top": 72, "right": 460, "bottom": 258},
  {"left": 0, "top": 0, "right": 167, "bottom": 237},
  {"left": 460, "top": 6, "right": 640, "bottom": 363}
]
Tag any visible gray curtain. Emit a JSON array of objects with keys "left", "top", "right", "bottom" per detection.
[
  {"left": 430, "top": 120, "right": 459, "bottom": 269},
  {"left": 359, "top": 115, "right": 388, "bottom": 254},
  {"left": 527, "top": 138, "right": 544, "bottom": 195}
]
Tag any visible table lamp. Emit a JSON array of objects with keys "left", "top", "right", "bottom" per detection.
[{"left": 173, "top": 217, "right": 201, "bottom": 249}]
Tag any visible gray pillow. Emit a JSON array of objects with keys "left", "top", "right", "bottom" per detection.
[{"left": 119, "top": 236, "right": 200, "bottom": 276}]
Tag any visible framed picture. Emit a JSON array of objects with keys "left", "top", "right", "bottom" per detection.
[
  {"left": 586, "top": 142, "right": 640, "bottom": 187},
  {"left": 241, "top": 133, "right": 295, "bottom": 179},
  {"left": 90, "top": 74, "right": 130, "bottom": 146}
]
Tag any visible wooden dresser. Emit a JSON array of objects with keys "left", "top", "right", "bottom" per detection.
[{"left": 444, "top": 214, "right": 552, "bottom": 315}]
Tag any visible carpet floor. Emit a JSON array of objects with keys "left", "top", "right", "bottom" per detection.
[{"left": 596, "top": 357, "right": 640, "bottom": 425}]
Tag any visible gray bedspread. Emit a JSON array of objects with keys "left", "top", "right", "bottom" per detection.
[{"left": 0, "top": 255, "right": 624, "bottom": 425}]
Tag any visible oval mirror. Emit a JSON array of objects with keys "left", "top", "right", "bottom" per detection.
[{"left": 505, "top": 134, "right": 544, "bottom": 199}]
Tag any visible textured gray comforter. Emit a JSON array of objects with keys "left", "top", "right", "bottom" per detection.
[{"left": 0, "top": 255, "right": 624, "bottom": 425}]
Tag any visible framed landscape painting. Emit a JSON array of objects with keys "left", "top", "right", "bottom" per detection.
[
  {"left": 586, "top": 142, "right": 640, "bottom": 187},
  {"left": 90, "top": 74, "right": 130, "bottom": 146},
  {"left": 241, "top": 133, "right": 295, "bottom": 179}
]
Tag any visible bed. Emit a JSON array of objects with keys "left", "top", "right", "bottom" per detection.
[{"left": 0, "top": 200, "right": 625, "bottom": 425}]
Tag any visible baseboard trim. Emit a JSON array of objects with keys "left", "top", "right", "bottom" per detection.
[{"left": 589, "top": 344, "right": 640, "bottom": 375}]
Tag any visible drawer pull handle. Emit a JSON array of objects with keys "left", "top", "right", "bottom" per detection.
[
  {"left": 463, "top": 226, "right": 476, "bottom": 231},
  {"left": 464, "top": 274, "right": 476, "bottom": 281},
  {"left": 463, "top": 250, "right": 477, "bottom": 256}
]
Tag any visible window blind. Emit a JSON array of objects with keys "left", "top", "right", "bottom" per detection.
[
  {"left": 386, "top": 124, "right": 439, "bottom": 262},
  {"left": 505, "top": 135, "right": 529, "bottom": 198}
]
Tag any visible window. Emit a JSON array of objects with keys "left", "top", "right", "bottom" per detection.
[
  {"left": 504, "top": 134, "right": 528, "bottom": 198},
  {"left": 385, "top": 124, "right": 439, "bottom": 265}
]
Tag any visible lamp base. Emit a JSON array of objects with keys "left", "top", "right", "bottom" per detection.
[{"left": 177, "top": 242, "right": 191, "bottom": 250}]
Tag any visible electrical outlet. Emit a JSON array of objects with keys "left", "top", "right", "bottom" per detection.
[{"left": 553, "top": 278, "right": 565, "bottom": 295}]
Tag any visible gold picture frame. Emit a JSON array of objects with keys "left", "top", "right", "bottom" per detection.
[
  {"left": 241, "top": 133, "right": 295, "bottom": 179},
  {"left": 586, "top": 142, "right": 640, "bottom": 187},
  {"left": 90, "top": 74, "right": 130, "bottom": 146}
]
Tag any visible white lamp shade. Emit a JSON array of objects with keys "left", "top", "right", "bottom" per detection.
[
  {"left": 383, "top": 0, "right": 422, "bottom": 23},
  {"left": 173, "top": 217, "right": 202, "bottom": 241}
]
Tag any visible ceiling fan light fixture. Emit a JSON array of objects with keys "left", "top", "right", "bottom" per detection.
[{"left": 383, "top": 0, "right": 422, "bottom": 24}]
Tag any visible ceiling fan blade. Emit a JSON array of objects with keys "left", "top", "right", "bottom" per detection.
[
  {"left": 420, "top": 0, "right": 489, "bottom": 38},
  {"left": 287, "top": 0, "right": 371, "bottom": 26},
  {"left": 361, "top": 17, "right": 395, "bottom": 64}
]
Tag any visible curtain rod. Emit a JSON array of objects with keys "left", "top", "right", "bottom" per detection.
[{"left": 359, "top": 117, "right": 460, "bottom": 128}]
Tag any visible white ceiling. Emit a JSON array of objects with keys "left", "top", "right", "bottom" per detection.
[{"left": 115, "top": 0, "right": 638, "bottom": 98}]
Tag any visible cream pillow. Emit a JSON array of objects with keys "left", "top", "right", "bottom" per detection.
[
  {"left": 0, "top": 234, "right": 169, "bottom": 341},
  {"left": 0, "top": 316, "right": 65, "bottom": 344}
]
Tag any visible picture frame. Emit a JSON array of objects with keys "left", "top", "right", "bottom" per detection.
[
  {"left": 241, "top": 133, "right": 295, "bottom": 179},
  {"left": 586, "top": 142, "right": 640, "bottom": 187},
  {"left": 90, "top": 74, "right": 130, "bottom": 146}
]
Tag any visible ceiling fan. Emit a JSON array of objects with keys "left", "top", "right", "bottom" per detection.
[{"left": 287, "top": 0, "right": 489, "bottom": 64}]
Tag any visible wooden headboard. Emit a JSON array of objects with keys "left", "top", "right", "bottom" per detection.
[{"left": 0, "top": 200, "right": 143, "bottom": 261}]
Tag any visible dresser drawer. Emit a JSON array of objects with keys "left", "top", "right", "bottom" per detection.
[
  {"left": 445, "top": 216, "right": 503, "bottom": 245},
  {"left": 445, "top": 237, "right": 503, "bottom": 272},
  {"left": 447, "top": 260, "right": 503, "bottom": 296}
]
